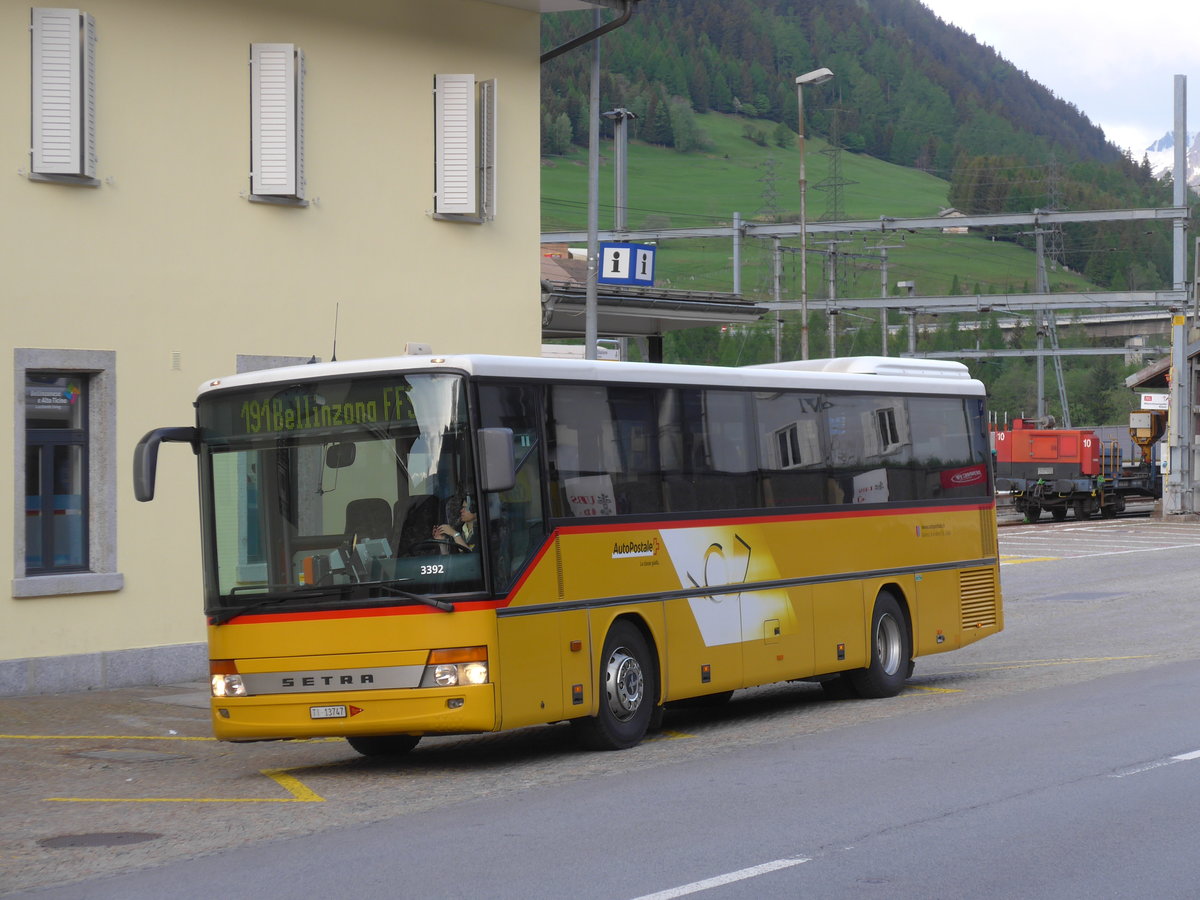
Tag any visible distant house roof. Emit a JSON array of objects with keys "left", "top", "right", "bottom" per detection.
[{"left": 938, "top": 207, "right": 968, "bottom": 233}]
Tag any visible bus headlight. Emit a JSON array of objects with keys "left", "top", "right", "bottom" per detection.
[
  {"left": 211, "top": 673, "right": 246, "bottom": 697},
  {"left": 210, "top": 660, "right": 247, "bottom": 697},
  {"left": 421, "top": 647, "right": 488, "bottom": 687}
]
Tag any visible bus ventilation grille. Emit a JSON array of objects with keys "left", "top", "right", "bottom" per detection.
[
  {"left": 959, "top": 567, "right": 998, "bottom": 629},
  {"left": 554, "top": 536, "right": 564, "bottom": 601}
]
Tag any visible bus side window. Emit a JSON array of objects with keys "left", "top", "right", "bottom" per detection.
[
  {"left": 664, "top": 389, "right": 757, "bottom": 512},
  {"left": 477, "top": 383, "right": 548, "bottom": 593},
  {"left": 754, "top": 391, "right": 830, "bottom": 508}
]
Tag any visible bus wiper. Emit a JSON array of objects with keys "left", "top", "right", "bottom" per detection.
[
  {"left": 212, "top": 584, "right": 347, "bottom": 625},
  {"left": 374, "top": 582, "right": 456, "bottom": 613},
  {"left": 212, "top": 582, "right": 453, "bottom": 624}
]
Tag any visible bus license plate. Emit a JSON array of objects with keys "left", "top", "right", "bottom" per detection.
[{"left": 309, "top": 705, "right": 348, "bottom": 719}]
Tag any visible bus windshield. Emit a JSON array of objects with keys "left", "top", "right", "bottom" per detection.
[{"left": 196, "top": 372, "right": 482, "bottom": 615}]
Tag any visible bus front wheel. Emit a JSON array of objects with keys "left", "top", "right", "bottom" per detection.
[
  {"left": 849, "top": 592, "right": 911, "bottom": 699},
  {"left": 346, "top": 734, "right": 420, "bottom": 757},
  {"left": 572, "top": 620, "right": 656, "bottom": 751}
]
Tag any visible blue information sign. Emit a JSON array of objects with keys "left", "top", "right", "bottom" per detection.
[{"left": 598, "top": 242, "right": 655, "bottom": 286}]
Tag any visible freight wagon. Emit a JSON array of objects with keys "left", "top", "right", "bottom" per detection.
[{"left": 993, "top": 414, "right": 1163, "bottom": 522}]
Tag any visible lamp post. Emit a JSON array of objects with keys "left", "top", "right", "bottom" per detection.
[
  {"left": 601, "top": 108, "right": 637, "bottom": 232},
  {"left": 795, "top": 67, "right": 833, "bottom": 360}
]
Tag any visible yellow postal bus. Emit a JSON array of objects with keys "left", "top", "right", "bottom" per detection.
[{"left": 134, "top": 354, "right": 1002, "bottom": 754}]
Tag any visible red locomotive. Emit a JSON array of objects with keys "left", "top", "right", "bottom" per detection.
[{"left": 993, "top": 414, "right": 1163, "bottom": 522}]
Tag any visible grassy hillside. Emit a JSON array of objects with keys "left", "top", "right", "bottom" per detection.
[{"left": 541, "top": 111, "right": 1097, "bottom": 300}]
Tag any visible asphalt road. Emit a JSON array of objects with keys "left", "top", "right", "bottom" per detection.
[{"left": 4, "top": 516, "right": 1200, "bottom": 898}]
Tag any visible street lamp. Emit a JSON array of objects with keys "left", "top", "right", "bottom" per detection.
[
  {"left": 601, "top": 108, "right": 638, "bottom": 232},
  {"left": 796, "top": 67, "right": 833, "bottom": 360}
]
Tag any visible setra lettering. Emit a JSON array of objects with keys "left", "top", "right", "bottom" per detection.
[{"left": 278, "top": 672, "right": 381, "bottom": 689}]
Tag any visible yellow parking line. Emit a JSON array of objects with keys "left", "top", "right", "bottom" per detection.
[
  {"left": 1000, "top": 555, "right": 1059, "bottom": 565},
  {"left": 45, "top": 767, "right": 325, "bottom": 803},
  {"left": 904, "top": 685, "right": 962, "bottom": 694},
  {"left": 261, "top": 768, "right": 325, "bottom": 801},
  {"left": 647, "top": 729, "right": 694, "bottom": 742}
]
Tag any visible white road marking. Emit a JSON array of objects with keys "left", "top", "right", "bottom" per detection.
[
  {"left": 1110, "top": 749, "right": 1200, "bottom": 778},
  {"left": 630, "top": 856, "right": 811, "bottom": 900}
]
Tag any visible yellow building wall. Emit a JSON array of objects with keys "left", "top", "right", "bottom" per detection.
[{"left": 0, "top": 0, "right": 543, "bottom": 673}]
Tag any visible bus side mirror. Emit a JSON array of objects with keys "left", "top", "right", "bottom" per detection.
[
  {"left": 133, "top": 427, "right": 198, "bottom": 501},
  {"left": 478, "top": 427, "right": 516, "bottom": 494}
]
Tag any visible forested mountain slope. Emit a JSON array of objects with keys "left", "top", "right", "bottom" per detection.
[{"left": 542, "top": 0, "right": 1178, "bottom": 288}]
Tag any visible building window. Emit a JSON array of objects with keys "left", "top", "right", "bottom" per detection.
[
  {"left": 875, "top": 407, "right": 902, "bottom": 451},
  {"left": 25, "top": 374, "right": 88, "bottom": 573},
  {"left": 13, "top": 349, "right": 122, "bottom": 597},
  {"left": 30, "top": 7, "right": 97, "bottom": 182}
]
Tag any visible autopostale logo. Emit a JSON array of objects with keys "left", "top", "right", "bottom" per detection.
[{"left": 612, "top": 537, "right": 661, "bottom": 559}]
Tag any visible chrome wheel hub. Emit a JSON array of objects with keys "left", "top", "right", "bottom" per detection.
[
  {"left": 876, "top": 614, "right": 902, "bottom": 676},
  {"left": 604, "top": 647, "right": 644, "bottom": 721}
]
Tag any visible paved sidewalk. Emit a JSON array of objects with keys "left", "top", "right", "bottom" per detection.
[{"left": 0, "top": 681, "right": 221, "bottom": 895}]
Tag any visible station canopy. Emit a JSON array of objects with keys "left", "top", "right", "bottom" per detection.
[{"left": 540, "top": 251, "right": 764, "bottom": 339}]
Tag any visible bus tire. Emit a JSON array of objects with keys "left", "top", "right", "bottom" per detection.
[
  {"left": 1050, "top": 507, "right": 1068, "bottom": 521},
  {"left": 346, "top": 734, "right": 420, "bottom": 757},
  {"left": 849, "top": 592, "right": 911, "bottom": 699},
  {"left": 572, "top": 619, "right": 656, "bottom": 751}
]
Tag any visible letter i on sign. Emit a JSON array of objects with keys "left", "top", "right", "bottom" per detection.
[
  {"left": 601, "top": 246, "right": 631, "bottom": 280},
  {"left": 633, "top": 248, "right": 655, "bottom": 284}
]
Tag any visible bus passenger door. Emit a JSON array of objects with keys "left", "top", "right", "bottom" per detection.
[{"left": 476, "top": 383, "right": 549, "bottom": 596}]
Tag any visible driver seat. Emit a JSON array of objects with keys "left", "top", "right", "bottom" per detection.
[
  {"left": 344, "top": 497, "right": 392, "bottom": 541},
  {"left": 393, "top": 495, "right": 439, "bottom": 555}
]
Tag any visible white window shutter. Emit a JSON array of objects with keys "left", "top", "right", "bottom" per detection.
[
  {"left": 435, "top": 74, "right": 477, "bottom": 215},
  {"left": 81, "top": 12, "right": 96, "bottom": 177},
  {"left": 31, "top": 8, "right": 95, "bottom": 177},
  {"left": 479, "top": 78, "right": 497, "bottom": 221},
  {"left": 294, "top": 49, "right": 306, "bottom": 198},
  {"left": 251, "top": 43, "right": 304, "bottom": 199}
]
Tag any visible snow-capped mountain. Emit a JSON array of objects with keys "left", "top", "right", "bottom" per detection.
[{"left": 1144, "top": 131, "right": 1200, "bottom": 188}]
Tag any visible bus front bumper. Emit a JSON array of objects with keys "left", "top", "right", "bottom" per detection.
[{"left": 210, "top": 684, "right": 497, "bottom": 742}]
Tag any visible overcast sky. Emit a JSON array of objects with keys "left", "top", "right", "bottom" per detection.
[{"left": 918, "top": 0, "right": 1198, "bottom": 155}]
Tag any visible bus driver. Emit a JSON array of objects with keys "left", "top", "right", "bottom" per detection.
[{"left": 433, "top": 494, "right": 477, "bottom": 551}]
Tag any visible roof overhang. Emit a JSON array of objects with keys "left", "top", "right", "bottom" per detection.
[
  {"left": 541, "top": 281, "right": 765, "bottom": 338},
  {"left": 1125, "top": 335, "right": 1200, "bottom": 390},
  {"left": 1126, "top": 356, "right": 1171, "bottom": 391}
]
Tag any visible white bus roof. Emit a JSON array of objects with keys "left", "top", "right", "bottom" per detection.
[{"left": 197, "top": 354, "right": 984, "bottom": 399}]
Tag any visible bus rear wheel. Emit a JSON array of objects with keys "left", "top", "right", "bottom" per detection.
[
  {"left": 346, "top": 734, "right": 420, "bottom": 757},
  {"left": 849, "top": 592, "right": 911, "bottom": 699},
  {"left": 572, "top": 620, "right": 656, "bottom": 751}
]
